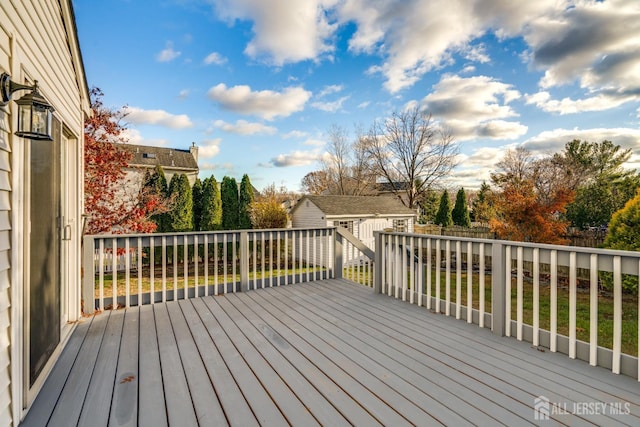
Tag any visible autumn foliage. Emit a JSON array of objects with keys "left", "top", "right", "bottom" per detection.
[
  {"left": 489, "top": 180, "right": 573, "bottom": 244},
  {"left": 84, "top": 88, "right": 170, "bottom": 234}
]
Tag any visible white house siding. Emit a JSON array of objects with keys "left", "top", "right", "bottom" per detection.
[
  {"left": 0, "top": 103, "right": 11, "bottom": 427},
  {"left": 291, "top": 200, "right": 327, "bottom": 228},
  {"left": 1, "top": 1, "right": 89, "bottom": 425}
]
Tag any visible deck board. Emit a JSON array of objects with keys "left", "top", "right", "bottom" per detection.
[
  {"left": 330, "top": 279, "right": 640, "bottom": 425},
  {"left": 20, "top": 279, "right": 640, "bottom": 427}
]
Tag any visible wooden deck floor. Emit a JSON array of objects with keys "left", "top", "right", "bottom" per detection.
[{"left": 21, "top": 279, "right": 640, "bottom": 426}]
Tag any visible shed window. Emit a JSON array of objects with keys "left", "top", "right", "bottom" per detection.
[
  {"left": 393, "top": 219, "right": 406, "bottom": 232},
  {"left": 143, "top": 153, "right": 156, "bottom": 159},
  {"left": 333, "top": 220, "right": 353, "bottom": 233}
]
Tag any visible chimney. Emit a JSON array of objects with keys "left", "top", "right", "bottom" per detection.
[{"left": 189, "top": 142, "right": 199, "bottom": 163}]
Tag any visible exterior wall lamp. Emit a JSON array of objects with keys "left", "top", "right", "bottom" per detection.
[{"left": 1, "top": 72, "right": 55, "bottom": 141}]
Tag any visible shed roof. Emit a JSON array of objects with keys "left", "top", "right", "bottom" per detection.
[
  {"left": 122, "top": 144, "right": 198, "bottom": 171},
  {"left": 296, "top": 195, "right": 416, "bottom": 217}
]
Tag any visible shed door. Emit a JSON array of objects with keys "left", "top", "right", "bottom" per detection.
[{"left": 28, "top": 118, "right": 61, "bottom": 386}]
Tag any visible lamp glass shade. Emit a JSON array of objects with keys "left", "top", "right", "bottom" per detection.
[{"left": 15, "top": 95, "right": 54, "bottom": 141}]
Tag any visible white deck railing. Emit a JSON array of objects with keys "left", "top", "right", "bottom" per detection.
[
  {"left": 374, "top": 231, "right": 640, "bottom": 380},
  {"left": 83, "top": 227, "right": 375, "bottom": 313}
]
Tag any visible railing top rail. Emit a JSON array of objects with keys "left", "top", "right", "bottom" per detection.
[
  {"left": 378, "top": 230, "right": 640, "bottom": 259},
  {"left": 84, "top": 226, "right": 336, "bottom": 240}
]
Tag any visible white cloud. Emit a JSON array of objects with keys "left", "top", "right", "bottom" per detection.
[
  {"left": 303, "top": 138, "right": 326, "bottom": 146},
  {"left": 124, "top": 106, "right": 193, "bottom": 129},
  {"left": 357, "top": 101, "right": 371, "bottom": 109},
  {"left": 210, "top": 0, "right": 338, "bottom": 65},
  {"left": 156, "top": 42, "right": 181, "bottom": 62},
  {"left": 204, "top": 51, "right": 227, "bottom": 65},
  {"left": 463, "top": 44, "right": 490, "bottom": 63},
  {"left": 525, "top": 0, "right": 640, "bottom": 112},
  {"left": 266, "top": 149, "right": 324, "bottom": 167},
  {"left": 199, "top": 138, "right": 222, "bottom": 158},
  {"left": 213, "top": 119, "right": 277, "bottom": 135},
  {"left": 525, "top": 91, "right": 636, "bottom": 115},
  {"left": 311, "top": 96, "right": 350, "bottom": 112},
  {"left": 178, "top": 89, "right": 189, "bottom": 99},
  {"left": 338, "top": 0, "right": 557, "bottom": 92},
  {"left": 317, "top": 84, "right": 344, "bottom": 97},
  {"left": 461, "top": 65, "right": 476, "bottom": 74},
  {"left": 207, "top": 83, "right": 312, "bottom": 120},
  {"left": 282, "top": 130, "right": 308, "bottom": 139},
  {"left": 521, "top": 127, "right": 640, "bottom": 158},
  {"left": 422, "top": 74, "right": 526, "bottom": 141}
]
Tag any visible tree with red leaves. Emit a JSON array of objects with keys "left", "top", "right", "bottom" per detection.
[
  {"left": 84, "top": 88, "right": 170, "bottom": 234},
  {"left": 489, "top": 147, "right": 574, "bottom": 244}
]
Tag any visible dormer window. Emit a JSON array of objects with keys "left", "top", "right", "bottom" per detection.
[{"left": 143, "top": 153, "right": 156, "bottom": 159}]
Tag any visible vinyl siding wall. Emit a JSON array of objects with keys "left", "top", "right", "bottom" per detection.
[{"left": 0, "top": 1, "right": 88, "bottom": 425}]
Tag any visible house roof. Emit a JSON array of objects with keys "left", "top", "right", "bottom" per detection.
[
  {"left": 122, "top": 144, "right": 198, "bottom": 171},
  {"left": 295, "top": 195, "right": 416, "bottom": 217}
]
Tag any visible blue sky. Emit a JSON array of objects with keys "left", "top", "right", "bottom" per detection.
[{"left": 73, "top": 0, "right": 640, "bottom": 192}]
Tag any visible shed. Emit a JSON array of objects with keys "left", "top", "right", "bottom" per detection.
[{"left": 291, "top": 195, "right": 417, "bottom": 250}]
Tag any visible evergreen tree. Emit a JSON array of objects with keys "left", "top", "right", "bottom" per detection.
[
  {"left": 192, "top": 178, "right": 203, "bottom": 230},
  {"left": 238, "top": 174, "right": 254, "bottom": 229},
  {"left": 200, "top": 177, "right": 223, "bottom": 230},
  {"left": 471, "top": 181, "right": 493, "bottom": 224},
  {"left": 166, "top": 174, "right": 193, "bottom": 231},
  {"left": 418, "top": 188, "right": 440, "bottom": 224},
  {"left": 143, "top": 165, "right": 169, "bottom": 231},
  {"left": 604, "top": 189, "right": 640, "bottom": 251},
  {"left": 452, "top": 188, "right": 471, "bottom": 227},
  {"left": 221, "top": 176, "right": 239, "bottom": 230},
  {"left": 434, "top": 190, "right": 452, "bottom": 227}
]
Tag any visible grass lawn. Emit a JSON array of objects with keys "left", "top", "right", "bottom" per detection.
[{"left": 422, "top": 268, "right": 638, "bottom": 356}]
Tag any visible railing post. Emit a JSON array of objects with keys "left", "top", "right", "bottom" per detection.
[
  {"left": 373, "top": 231, "right": 382, "bottom": 293},
  {"left": 334, "top": 229, "right": 343, "bottom": 279},
  {"left": 240, "top": 231, "right": 249, "bottom": 292},
  {"left": 491, "top": 241, "right": 506, "bottom": 336},
  {"left": 82, "top": 235, "right": 95, "bottom": 315}
]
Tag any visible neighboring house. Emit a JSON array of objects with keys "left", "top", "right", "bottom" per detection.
[
  {"left": 121, "top": 142, "right": 199, "bottom": 186},
  {"left": 291, "top": 195, "right": 417, "bottom": 251},
  {"left": 1, "top": 1, "right": 91, "bottom": 425}
]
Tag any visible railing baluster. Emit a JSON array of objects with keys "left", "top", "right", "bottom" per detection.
[
  {"left": 418, "top": 238, "right": 423, "bottom": 307},
  {"left": 149, "top": 236, "right": 154, "bottom": 305},
  {"left": 435, "top": 239, "right": 441, "bottom": 313},
  {"left": 184, "top": 235, "right": 189, "bottom": 299},
  {"left": 612, "top": 256, "right": 622, "bottom": 374},
  {"left": 232, "top": 233, "right": 237, "bottom": 293},
  {"left": 517, "top": 246, "right": 523, "bottom": 341},
  {"left": 569, "top": 251, "right": 577, "bottom": 358},
  {"left": 409, "top": 236, "right": 415, "bottom": 304},
  {"left": 137, "top": 237, "right": 142, "bottom": 307},
  {"left": 504, "top": 245, "right": 511, "bottom": 337},
  {"left": 402, "top": 235, "right": 408, "bottom": 302},
  {"left": 204, "top": 234, "right": 209, "bottom": 296},
  {"left": 550, "top": 249, "right": 558, "bottom": 352},
  {"left": 445, "top": 240, "right": 450, "bottom": 316},
  {"left": 194, "top": 235, "right": 199, "bottom": 297},
  {"left": 223, "top": 234, "right": 228, "bottom": 293},
  {"left": 162, "top": 236, "right": 167, "bottom": 303},
  {"left": 466, "top": 241, "right": 472, "bottom": 323},
  {"left": 99, "top": 239, "right": 104, "bottom": 311},
  {"left": 426, "top": 238, "right": 432, "bottom": 309},
  {"left": 172, "top": 235, "right": 178, "bottom": 299},
  {"left": 125, "top": 238, "right": 130, "bottom": 308},
  {"left": 533, "top": 248, "right": 540, "bottom": 346},
  {"left": 213, "top": 234, "right": 218, "bottom": 295},
  {"left": 261, "top": 231, "right": 266, "bottom": 289},
  {"left": 589, "top": 253, "right": 598, "bottom": 366},
  {"left": 456, "top": 240, "right": 461, "bottom": 319},
  {"left": 479, "top": 243, "right": 485, "bottom": 328},
  {"left": 112, "top": 237, "right": 118, "bottom": 309}
]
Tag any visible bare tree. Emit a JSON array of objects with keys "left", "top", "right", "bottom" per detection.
[
  {"left": 364, "top": 107, "right": 458, "bottom": 208},
  {"left": 316, "top": 124, "right": 376, "bottom": 195}
]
